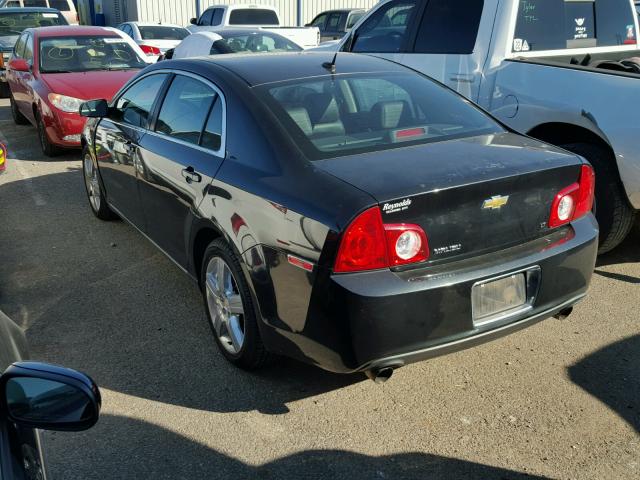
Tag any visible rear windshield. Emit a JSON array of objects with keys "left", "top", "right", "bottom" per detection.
[
  {"left": 138, "top": 26, "right": 190, "bottom": 41},
  {"left": 39, "top": 36, "right": 147, "bottom": 73},
  {"left": 258, "top": 72, "right": 502, "bottom": 160},
  {"left": 213, "top": 32, "right": 301, "bottom": 54},
  {"left": 228, "top": 9, "right": 279, "bottom": 25},
  {"left": 0, "top": 11, "right": 66, "bottom": 36},
  {"left": 513, "top": 0, "right": 637, "bottom": 52}
]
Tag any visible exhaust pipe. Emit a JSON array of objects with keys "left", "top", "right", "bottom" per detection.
[
  {"left": 365, "top": 367, "right": 394, "bottom": 384},
  {"left": 554, "top": 307, "right": 573, "bottom": 320}
]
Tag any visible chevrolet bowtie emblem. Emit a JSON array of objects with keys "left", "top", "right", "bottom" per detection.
[{"left": 482, "top": 195, "right": 510, "bottom": 210}]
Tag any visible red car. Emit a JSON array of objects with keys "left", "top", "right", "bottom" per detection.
[{"left": 6, "top": 26, "right": 147, "bottom": 156}]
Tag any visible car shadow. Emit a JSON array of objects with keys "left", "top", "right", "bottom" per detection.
[
  {"left": 43, "top": 414, "right": 551, "bottom": 480},
  {"left": 568, "top": 334, "right": 640, "bottom": 434},
  {"left": 0, "top": 169, "right": 362, "bottom": 414},
  {"left": 595, "top": 223, "right": 640, "bottom": 269}
]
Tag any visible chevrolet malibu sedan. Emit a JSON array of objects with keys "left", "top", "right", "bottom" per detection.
[
  {"left": 79, "top": 53, "right": 598, "bottom": 379},
  {"left": 6, "top": 26, "right": 147, "bottom": 156}
]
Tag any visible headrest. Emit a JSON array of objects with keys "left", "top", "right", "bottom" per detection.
[
  {"left": 371, "top": 100, "right": 409, "bottom": 129},
  {"left": 285, "top": 106, "right": 313, "bottom": 136}
]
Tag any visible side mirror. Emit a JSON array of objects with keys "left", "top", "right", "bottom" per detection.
[
  {"left": 190, "top": 17, "right": 197, "bottom": 25},
  {"left": 1, "top": 362, "right": 101, "bottom": 432},
  {"left": 8, "top": 58, "right": 29, "bottom": 72},
  {"left": 79, "top": 99, "right": 109, "bottom": 117}
]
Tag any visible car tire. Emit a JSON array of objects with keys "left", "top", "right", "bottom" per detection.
[
  {"left": 9, "top": 94, "right": 28, "bottom": 125},
  {"left": 0, "top": 83, "right": 10, "bottom": 99},
  {"left": 36, "top": 112, "right": 60, "bottom": 157},
  {"left": 82, "top": 148, "right": 117, "bottom": 221},
  {"left": 561, "top": 142, "right": 635, "bottom": 254},
  {"left": 201, "top": 239, "right": 270, "bottom": 370}
]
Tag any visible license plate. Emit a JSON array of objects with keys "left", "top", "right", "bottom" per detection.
[{"left": 472, "top": 273, "right": 527, "bottom": 324}]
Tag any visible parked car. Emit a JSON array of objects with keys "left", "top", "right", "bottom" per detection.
[
  {"left": 6, "top": 25, "right": 147, "bottom": 156},
  {"left": 0, "top": 309, "right": 101, "bottom": 479},
  {"left": 187, "top": 4, "right": 320, "bottom": 48},
  {"left": 0, "top": 7, "right": 67, "bottom": 97},
  {"left": 79, "top": 52, "right": 597, "bottom": 379},
  {"left": 0, "top": 141, "right": 5, "bottom": 173},
  {"left": 164, "top": 29, "right": 302, "bottom": 60},
  {"left": 320, "top": 0, "right": 640, "bottom": 254},
  {"left": 116, "top": 21, "right": 190, "bottom": 61},
  {"left": 0, "top": 0, "right": 77, "bottom": 25},
  {"left": 307, "top": 8, "right": 365, "bottom": 43}
]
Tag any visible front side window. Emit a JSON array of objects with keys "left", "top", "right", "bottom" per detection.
[
  {"left": 211, "top": 8, "right": 224, "bottom": 26},
  {"left": 23, "top": 33, "right": 33, "bottom": 62},
  {"left": 228, "top": 9, "right": 279, "bottom": 26},
  {"left": 155, "top": 75, "right": 217, "bottom": 146},
  {"left": 513, "top": 0, "right": 637, "bottom": 52},
  {"left": 199, "top": 9, "right": 213, "bottom": 26},
  {"left": 0, "top": 11, "right": 66, "bottom": 36},
  {"left": 351, "top": 1, "right": 417, "bottom": 53},
  {"left": 113, "top": 74, "right": 167, "bottom": 128},
  {"left": 39, "top": 36, "right": 146, "bottom": 73},
  {"left": 311, "top": 13, "right": 327, "bottom": 29},
  {"left": 13, "top": 33, "right": 26, "bottom": 58},
  {"left": 414, "top": 0, "right": 483, "bottom": 54},
  {"left": 259, "top": 72, "right": 502, "bottom": 160},
  {"left": 138, "top": 26, "right": 190, "bottom": 41}
]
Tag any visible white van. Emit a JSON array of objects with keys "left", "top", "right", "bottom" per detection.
[{"left": 0, "top": 0, "right": 78, "bottom": 25}]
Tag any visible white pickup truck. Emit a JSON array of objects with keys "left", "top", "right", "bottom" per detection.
[
  {"left": 324, "top": 0, "right": 640, "bottom": 253},
  {"left": 187, "top": 4, "right": 320, "bottom": 49}
]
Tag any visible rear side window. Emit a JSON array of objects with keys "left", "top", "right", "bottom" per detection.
[
  {"left": 114, "top": 74, "right": 167, "bottom": 128},
  {"left": 201, "top": 98, "right": 223, "bottom": 151},
  {"left": 49, "top": 0, "right": 71, "bottom": 11},
  {"left": 513, "top": 0, "right": 637, "bottom": 52},
  {"left": 327, "top": 12, "right": 342, "bottom": 30},
  {"left": 155, "top": 75, "right": 217, "bottom": 146},
  {"left": 352, "top": 0, "right": 418, "bottom": 53},
  {"left": 347, "top": 12, "right": 364, "bottom": 29},
  {"left": 414, "top": 0, "right": 484, "bottom": 54},
  {"left": 311, "top": 13, "right": 327, "bottom": 28},
  {"left": 229, "top": 9, "right": 279, "bottom": 25}
]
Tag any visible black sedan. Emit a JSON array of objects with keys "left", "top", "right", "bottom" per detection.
[{"left": 79, "top": 52, "right": 598, "bottom": 380}]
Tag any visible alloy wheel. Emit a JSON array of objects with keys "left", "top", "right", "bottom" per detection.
[
  {"left": 83, "top": 154, "right": 101, "bottom": 212},
  {"left": 205, "top": 256, "right": 245, "bottom": 355}
]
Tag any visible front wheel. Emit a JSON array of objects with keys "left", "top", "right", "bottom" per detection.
[
  {"left": 561, "top": 143, "right": 635, "bottom": 254},
  {"left": 36, "top": 113, "right": 60, "bottom": 157},
  {"left": 201, "top": 239, "right": 270, "bottom": 370},
  {"left": 10, "top": 94, "right": 28, "bottom": 125},
  {"left": 83, "top": 149, "right": 116, "bottom": 220}
]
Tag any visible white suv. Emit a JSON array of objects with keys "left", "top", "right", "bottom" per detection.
[{"left": 0, "top": 0, "right": 77, "bottom": 25}]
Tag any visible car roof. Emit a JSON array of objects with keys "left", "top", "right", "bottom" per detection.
[
  {"left": 0, "top": 7, "right": 61, "bottom": 12},
  {"left": 188, "top": 52, "right": 408, "bottom": 87},
  {"left": 318, "top": 8, "right": 365, "bottom": 13},
  {"left": 33, "top": 26, "right": 120, "bottom": 38},
  {"left": 126, "top": 22, "right": 187, "bottom": 28}
]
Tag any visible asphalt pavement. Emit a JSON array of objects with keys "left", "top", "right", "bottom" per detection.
[{"left": 0, "top": 98, "right": 638, "bottom": 480}]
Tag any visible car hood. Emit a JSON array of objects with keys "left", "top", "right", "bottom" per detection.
[
  {"left": 41, "top": 70, "right": 140, "bottom": 101},
  {"left": 0, "top": 35, "right": 18, "bottom": 50}
]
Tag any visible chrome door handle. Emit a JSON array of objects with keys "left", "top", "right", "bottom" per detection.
[{"left": 181, "top": 166, "right": 202, "bottom": 184}]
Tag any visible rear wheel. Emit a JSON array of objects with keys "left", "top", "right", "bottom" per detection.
[
  {"left": 561, "top": 142, "right": 635, "bottom": 254},
  {"left": 83, "top": 149, "right": 116, "bottom": 220},
  {"left": 201, "top": 239, "right": 270, "bottom": 370},
  {"left": 9, "top": 94, "right": 28, "bottom": 125},
  {"left": 36, "top": 112, "right": 60, "bottom": 157}
]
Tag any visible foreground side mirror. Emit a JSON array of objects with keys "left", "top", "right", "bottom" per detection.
[
  {"left": 1, "top": 362, "right": 101, "bottom": 432},
  {"left": 190, "top": 17, "right": 197, "bottom": 25},
  {"left": 8, "top": 58, "right": 30, "bottom": 72},
  {"left": 79, "top": 99, "right": 109, "bottom": 118}
]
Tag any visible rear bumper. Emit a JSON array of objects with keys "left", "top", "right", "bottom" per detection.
[{"left": 282, "top": 214, "right": 598, "bottom": 373}]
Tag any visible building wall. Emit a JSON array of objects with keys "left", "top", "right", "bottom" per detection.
[{"left": 104, "top": 0, "right": 380, "bottom": 27}]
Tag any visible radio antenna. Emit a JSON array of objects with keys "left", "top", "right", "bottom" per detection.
[{"left": 322, "top": 51, "right": 338, "bottom": 74}]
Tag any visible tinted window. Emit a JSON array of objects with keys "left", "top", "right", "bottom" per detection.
[
  {"left": 260, "top": 72, "right": 501, "bottom": 160},
  {"left": 352, "top": 1, "right": 417, "bottom": 53},
  {"left": 155, "top": 75, "right": 216, "bottom": 145},
  {"left": 5, "top": 1, "right": 20, "bottom": 7},
  {"left": 201, "top": 97, "right": 223, "bottom": 151},
  {"left": 0, "top": 11, "right": 66, "bottom": 35},
  {"left": 414, "top": 0, "right": 483, "bottom": 54},
  {"left": 228, "top": 9, "right": 279, "bottom": 26},
  {"left": 199, "top": 9, "right": 213, "bottom": 26},
  {"left": 49, "top": 0, "right": 71, "bottom": 11},
  {"left": 311, "top": 13, "right": 327, "bottom": 28},
  {"left": 138, "top": 26, "right": 190, "bottom": 41},
  {"left": 215, "top": 32, "right": 301, "bottom": 54},
  {"left": 23, "top": 33, "right": 33, "bottom": 62},
  {"left": 327, "top": 13, "right": 342, "bottom": 30},
  {"left": 211, "top": 8, "right": 224, "bottom": 26},
  {"left": 347, "top": 12, "right": 364, "bottom": 29},
  {"left": 24, "top": 0, "right": 47, "bottom": 6},
  {"left": 114, "top": 74, "right": 167, "bottom": 128},
  {"left": 514, "top": 0, "right": 637, "bottom": 52},
  {"left": 39, "top": 36, "right": 146, "bottom": 73}
]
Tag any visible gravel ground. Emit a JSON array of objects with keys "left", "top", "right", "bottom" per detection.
[{"left": 0, "top": 99, "right": 638, "bottom": 479}]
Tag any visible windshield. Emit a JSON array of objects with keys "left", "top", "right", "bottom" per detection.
[
  {"left": 39, "top": 36, "right": 147, "bottom": 73},
  {"left": 0, "top": 11, "right": 66, "bottom": 36},
  {"left": 228, "top": 9, "right": 279, "bottom": 25},
  {"left": 258, "top": 72, "right": 502, "bottom": 160},
  {"left": 214, "top": 32, "right": 302, "bottom": 54},
  {"left": 138, "top": 26, "right": 190, "bottom": 41}
]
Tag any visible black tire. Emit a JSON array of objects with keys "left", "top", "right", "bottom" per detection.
[
  {"left": 0, "top": 82, "right": 10, "bottom": 99},
  {"left": 82, "top": 147, "right": 117, "bottom": 221},
  {"left": 561, "top": 142, "right": 635, "bottom": 254},
  {"left": 9, "top": 94, "right": 28, "bottom": 125},
  {"left": 36, "top": 112, "right": 60, "bottom": 157},
  {"left": 200, "top": 239, "right": 270, "bottom": 370}
]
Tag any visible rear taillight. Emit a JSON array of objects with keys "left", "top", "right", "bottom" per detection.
[
  {"left": 548, "top": 164, "right": 595, "bottom": 228},
  {"left": 334, "top": 207, "right": 429, "bottom": 273},
  {"left": 139, "top": 44, "right": 161, "bottom": 56}
]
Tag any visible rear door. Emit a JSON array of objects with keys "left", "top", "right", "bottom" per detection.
[
  {"left": 7, "top": 33, "right": 27, "bottom": 111},
  {"left": 94, "top": 73, "right": 169, "bottom": 229},
  {"left": 137, "top": 72, "right": 225, "bottom": 268}
]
